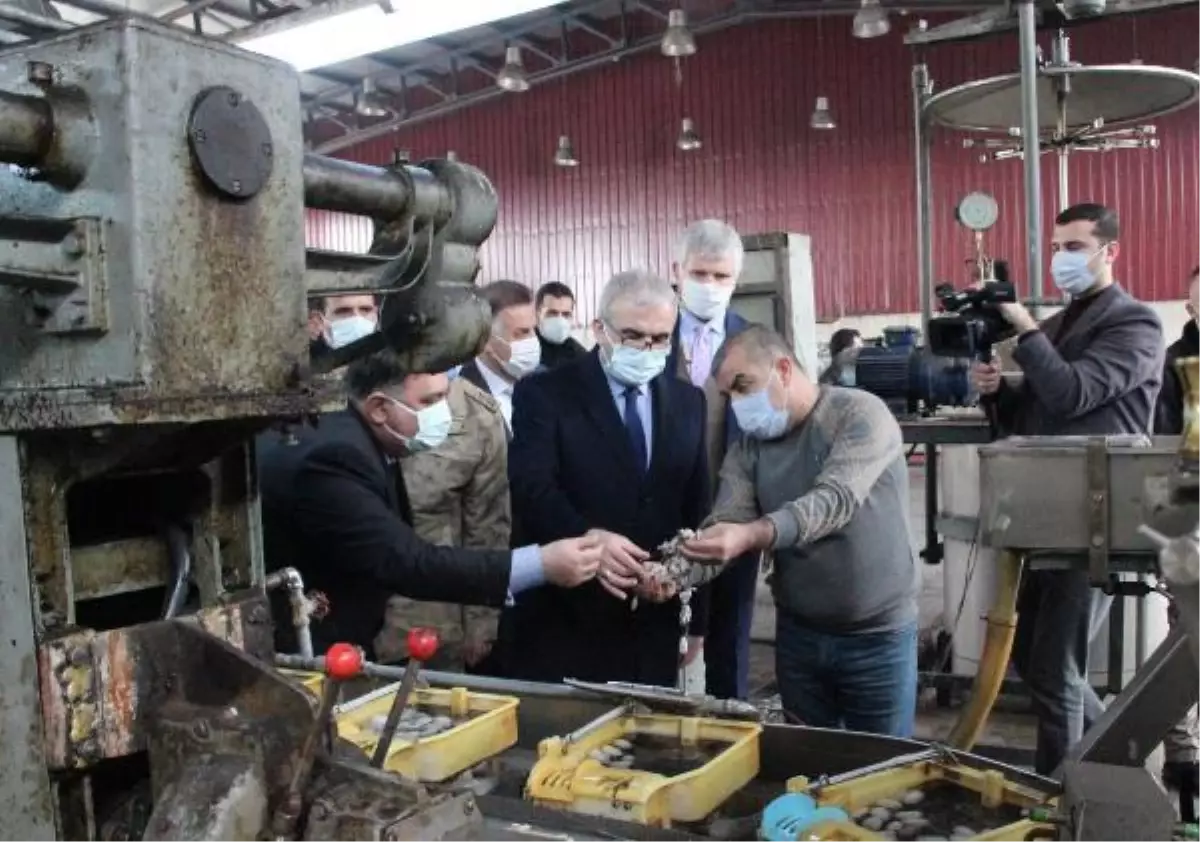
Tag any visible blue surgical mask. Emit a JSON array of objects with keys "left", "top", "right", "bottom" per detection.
[
  {"left": 1050, "top": 247, "right": 1105, "bottom": 296},
  {"left": 601, "top": 327, "right": 668, "bottom": 387},
  {"left": 327, "top": 315, "right": 377, "bottom": 349},
  {"left": 378, "top": 396, "right": 453, "bottom": 453},
  {"left": 731, "top": 373, "right": 790, "bottom": 440}
]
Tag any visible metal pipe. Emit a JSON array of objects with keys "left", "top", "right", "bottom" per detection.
[
  {"left": 912, "top": 63, "right": 934, "bottom": 338},
  {"left": 0, "top": 4, "right": 72, "bottom": 32},
  {"left": 0, "top": 91, "right": 53, "bottom": 168},
  {"left": 1017, "top": 0, "right": 1045, "bottom": 315},
  {"left": 1053, "top": 31, "right": 1071, "bottom": 212},
  {"left": 264, "top": 566, "right": 314, "bottom": 660},
  {"left": 302, "top": 153, "right": 449, "bottom": 224}
]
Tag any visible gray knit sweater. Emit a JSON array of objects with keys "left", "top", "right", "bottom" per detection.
[{"left": 691, "top": 386, "right": 919, "bottom": 634}]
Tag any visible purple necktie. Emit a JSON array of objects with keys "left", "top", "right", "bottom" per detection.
[{"left": 689, "top": 328, "right": 712, "bottom": 387}]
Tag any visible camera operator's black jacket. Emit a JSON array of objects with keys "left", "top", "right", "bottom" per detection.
[
  {"left": 1154, "top": 319, "right": 1198, "bottom": 435},
  {"left": 985, "top": 284, "right": 1164, "bottom": 436}
]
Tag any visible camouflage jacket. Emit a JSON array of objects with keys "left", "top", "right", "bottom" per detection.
[{"left": 374, "top": 378, "right": 511, "bottom": 667}]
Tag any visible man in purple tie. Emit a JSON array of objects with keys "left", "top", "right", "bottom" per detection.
[{"left": 665, "top": 219, "right": 756, "bottom": 700}]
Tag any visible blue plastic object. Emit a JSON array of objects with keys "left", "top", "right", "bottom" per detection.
[{"left": 760, "top": 792, "right": 850, "bottom": 841}]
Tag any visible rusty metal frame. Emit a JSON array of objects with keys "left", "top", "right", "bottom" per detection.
[{"left": 0, "top": 436, "right": 57, "bottom": 838}]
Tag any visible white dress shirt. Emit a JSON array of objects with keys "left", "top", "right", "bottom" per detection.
[{"left": 475, "top": 357, "right": 515, "bottom": 430}]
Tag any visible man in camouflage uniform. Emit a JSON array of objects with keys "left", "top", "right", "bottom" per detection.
[{"left": 373, "top": 376, "right": 511, "bottom": 670}]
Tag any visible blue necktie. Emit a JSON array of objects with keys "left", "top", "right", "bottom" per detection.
[{"left": 623, "top": 386, "right": 648, "bottom": 473}]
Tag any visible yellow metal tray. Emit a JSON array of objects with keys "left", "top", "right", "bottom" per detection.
[
  {"left": 526, "top": 710, "right": 761, "bottom": 828},
  {"left": 284, "top": 670, "right": 519, "bottom": 783},
  {"left": 785, "top": 758, "right": 1057, "bottom": 841}
]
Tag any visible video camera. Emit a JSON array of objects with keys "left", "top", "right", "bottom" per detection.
[{"left": 926, "top": 261, "right": 1017, "bottom": 360}]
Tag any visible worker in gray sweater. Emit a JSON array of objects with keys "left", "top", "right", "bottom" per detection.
[{"left": 681, "top": 325, "right": 919, "bottom": 736}]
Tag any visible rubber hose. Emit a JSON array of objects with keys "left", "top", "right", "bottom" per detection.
[{"left": 947, "top": 549, "right": 1025, "bottom": 750}]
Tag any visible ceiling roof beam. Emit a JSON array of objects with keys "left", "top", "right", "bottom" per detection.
[{"left": 312, "top": 0, "right": 1006, "bottom": 154}]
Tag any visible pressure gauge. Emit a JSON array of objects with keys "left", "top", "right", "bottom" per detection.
[{"left": 955, "top": 192, "right": 999, "bottom": 232}]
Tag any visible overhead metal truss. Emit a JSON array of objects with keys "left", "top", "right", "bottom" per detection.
[
  {"left": 300, "top": 0, "right": 1003, "bottom": 154},
  {"left": 0, "top": 0, "right": 338, "bottom": 39}
]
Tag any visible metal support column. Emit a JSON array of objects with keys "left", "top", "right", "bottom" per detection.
[
  {"left": 912, "top": 62, "right": 934, "bottom": 338},
  {"left": 0, "top": 437, "right": 57, "bottom": 839},
  {"left": 1017, "top": 1, "right": 1045, "bottom": 316}
]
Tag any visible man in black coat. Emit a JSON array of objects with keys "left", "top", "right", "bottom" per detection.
[
  {"left": 1156, "top": 266, "right": 1199, "bottom": 436},
  {"left": 259, "top": 350, "right": 602, "bottom": 657},
  {"left": 972, "top": 202, "right": 1164, "bottom": 775},
  {"left": 504, "top": 269, "right": 710, "bottom": 687},
  {"left": 534, "top": 281, "right": 588, "bottom": 369}
]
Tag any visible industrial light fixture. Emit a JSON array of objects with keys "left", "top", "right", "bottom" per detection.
[
  {"left": 1062, "top": 0, "right": 1107, "bottom": 17},
  {"left": 234, "top": 0, "right": 560, "bottom": 72},
  {"left": 355, "top": 78, "right": 389, "bottom": 117},
  {"left": 852, "top": 0, "right": 891, "bottom": 38},
  {"left": 553, "top": 135, "right": 579, "bottom": 167},
  {"left": 661, "top": 9, "right": 697, "bottom": 57},
  {"left": 496, "top": 45, "right": 530, "bottom": 93},
  {"left": 676, "top": 117, "right": 702, "bottom": 151},
  {"left": 809, "top": 96, "right": 836, "bottom": 130}
]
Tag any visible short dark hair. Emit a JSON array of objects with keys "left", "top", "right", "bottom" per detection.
[
  {"left": 536, "top": 281, "right": 575, "bottom": 309},
  {"left": 344, "top": 349, "right": 409, "bottom": 400},
  {"left": 711, "top": 324, "right": 800, "bottom": 379},
  {"left": 308, "top": 293, "right": 379, "bottom": 315},
  {"left": 479, "top": 280, "right": 533, "bottom": 318},
  {"left": 1055, "top": 203, "right": 1119, "bottom": 242},
  {"left": 828, "top": 328, "right": 861, "bottom": 359}
]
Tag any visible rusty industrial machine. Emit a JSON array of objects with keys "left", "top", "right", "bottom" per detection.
[
  {"left": 1, "top": 6, "right": 1197, "bottom": 842},
  {"left": 0, "top": 15, "right": 500, "bottom": 839}
]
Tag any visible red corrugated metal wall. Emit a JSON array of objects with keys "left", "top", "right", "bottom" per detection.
[{"left": 309, "top": 7, "right": 1200, "bottom": 321}]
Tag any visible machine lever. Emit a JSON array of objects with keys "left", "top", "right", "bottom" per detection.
[
  {"left": 272, "top": 642, "right": 363, "bottom": 840},
  {"left": 370, "top": 628, "right": 439, "bottom": 768}
]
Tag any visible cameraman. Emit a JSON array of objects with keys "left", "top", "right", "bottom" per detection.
[{"left": 971, "top": 202, "right": 1165, "bottom": 775}]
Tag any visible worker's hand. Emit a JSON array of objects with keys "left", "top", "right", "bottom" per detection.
[
  {"left": 635, "top": 575, "right": 678, "bottom": 604},
  {"left": 587, "top": 529, "right": 649, "bottom": 601},
  {"left": 680, "top": 635, "right": 703, "bottom": 667},
  {"left": 541, "top": 535, "right": 602, "bottom": 588},
  {"left": 997, "top": 301, "right": 1038, "bottom": 335},
  {"left": 970, "top": 361, "right": 1003, "bottom": 395},
  {"left": 682, "top": 521, "right": 772, "bottom": 564}
]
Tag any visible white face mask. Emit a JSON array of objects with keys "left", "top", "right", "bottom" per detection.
[
  {"left": 327, "top": 315, "right": 377, "bottom": 349},
  {"left": 378, "top": 396, "right": 452, "bottom": 453},
  {"left": 539, "top": 315, "right": 573, "bottom": 345},
  {"left": 496, "top": 334, "right": 542, "bottom": 379},
  {"left": 681, "top": 277, "right": 734, "bottom": 321}
]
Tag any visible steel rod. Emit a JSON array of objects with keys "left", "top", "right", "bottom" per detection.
[
  {"left": 302, "top": 153, "right": 448, "bottom": 223},
  {"left": 0, "top": 4, "right": 72, "bottom": 32},
  {"left": 913, "top": 62, "right": 934, "bottom": 337},
  {"left": 0, "top": 91, "right": 53, "bottom": 168},
  {"left": 1017, "top": 0, "right": 1045, "bottom": 315}
]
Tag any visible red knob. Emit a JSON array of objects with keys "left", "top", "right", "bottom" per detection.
[
  {"left": 324, "top": 643, "right": 363, "bottom": 680},
  {"left": 406, "top": 628, "right": 440, "bottom": 663}
]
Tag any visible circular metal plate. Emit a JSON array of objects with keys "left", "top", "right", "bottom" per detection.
[
  {"left": 188, "top": 86, "right": 274, "bottom": 200},
  {"left": 925, "top": 64, "right": 1200, "bottom": 134}
]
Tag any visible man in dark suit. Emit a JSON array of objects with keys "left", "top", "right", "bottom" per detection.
[
  {"left": 665, "top": 219, "right": 756, "bottom": 700},
  {"left": 259, "top": 350, "right": 602, "bottom": 658},
  {"left": 458, "top": 281, "right": 542, "bottom": 439},
  {"left": 972, "top": 202, "right": 1165, "bottom": 775},
  {"left": 534, "top": 281, "right": 588, "bottom": 369},
  {"left": 505, "top": 269, "right": 711, "bottom": 686}
]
